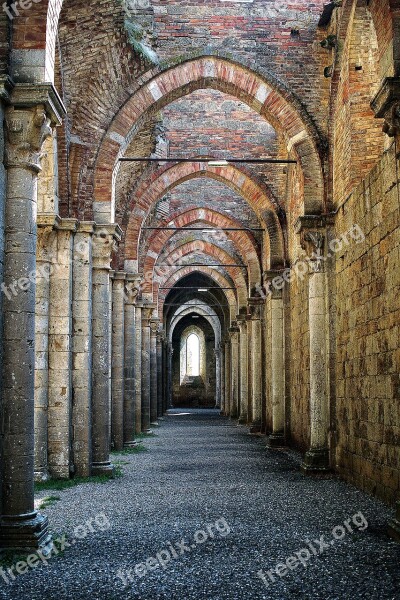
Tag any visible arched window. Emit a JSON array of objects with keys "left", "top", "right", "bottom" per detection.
[{"left": 186, "top": 333, "right": 200, "bottom": 376}]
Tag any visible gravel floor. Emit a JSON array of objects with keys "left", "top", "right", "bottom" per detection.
[{"left": 1, "top": 409, "right": 399, "bottom": 600}]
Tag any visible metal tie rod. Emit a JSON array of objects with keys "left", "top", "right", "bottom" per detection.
[{"left": 119, "top": 157, "right": 297, "bottom": 164}]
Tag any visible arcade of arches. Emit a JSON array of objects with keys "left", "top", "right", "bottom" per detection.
[{"left": 0, "top": 0, "right": 399, "bottom": 558}]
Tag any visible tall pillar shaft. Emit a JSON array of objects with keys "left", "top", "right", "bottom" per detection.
[
  {"left": 270, "top": 291, "right": 285, "bottom": 446},
  {"left": 224, "top": 340, "right": 231, "bottom": 416},
  {"left": 91, "top": 224, "right": 121, "bottom": 475},
  {"left": 134, "top": 304, "right": 143, "bottom": 434},
  {"left": 248, "top": 298, "right": 264, "bottom": 433},
  {"left": 156, "top": 333, "right": 163, "bottom": 417},
  {"left": 111, "top": 272, "right": 126, "bottom": 451},
  {"left": 141, "top": 305, "right": 155, "bottom": 431},
  {"left": 48, "top": 219, "right": 76, "bottom": 479},
  {"left": 215, "top": 345, "right": 222, "bottom": 409},
  {"left": 229, "top": 325, "right": 240, "bottom": 419},
  {"left": 0, "top": 87, "right": 64, "bottom": 550},
  {"left": 150, "top": 319, "right": 159, "bottom": 425},
  {"left": 72, "top": 222, "right": 94, "bottom": 476},
  {"left": 295, "top": 220, "right": 331, "bottom": 473},
  {"left": 34, "top": 217, "right": 57, "bottom": 481},
  {"left": 124, "top": 275, "right": 141, "bottom": 446},
  {"left": 237, "top": 316, "right": 248, "bottom": 424}
]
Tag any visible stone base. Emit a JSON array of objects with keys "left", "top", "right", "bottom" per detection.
[
  {"left": 249, "top": 422, "right": 262, "bottom": 434},
  {"left": 34, "top": 470, "right": 50, "bottom": 483},
  {"left": 0, "top": 512, "right": 52, "bottom": 551},
  {"left": 388, "top": 503, "right": 400, "bottom": 542},
  {"left": 268, "top": 432, "right": 286, "bottom": 447},
  {"left": 91, "top": 462, "right": 115, "bottom": 477},
  {"left": 150, "top": 421, "right": 160, "bottom": 427},
  {"left": 143, "top": 428, "right": 153, "bottom": 434},
  {"left": 123, "top": 440, "right": 137, "bottom": 448},
  {"left": 301, "top": 448, "right": 330, "bottom": 473},
  {"left": 238, "top": 416, "right": 247, "bottom": 425}
]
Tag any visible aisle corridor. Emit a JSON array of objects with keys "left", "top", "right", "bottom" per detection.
[{"left": 2, "top": 411, "right": 399, "bottom": 600}]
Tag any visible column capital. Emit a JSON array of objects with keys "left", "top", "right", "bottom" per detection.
[
  {"left": 76, "top": 221, "right": 96, "bottom": 234},
  {"left": 125, "top": 273, "right": 142, "bottom": 304},
  {"left": 56, "top": 218, "right": 78, "bottom": 233},
  {"left": 37, "top": 213, "right": 61, "bottom": 229},
  {"left": 263, "top": 270, "right": 285, "bottom": 298},
  {"left": 294, "top": 215, "right": 334, "bottom": 274},
  {"left": 113, "top": 271, "right": 127, "bottom": 281},
  {"left": 247, "top": 296, "right": 264, "bottom": 319},
  {"left": 142, "top": 303, "right": 157, "bottom": 323},
  {"left": 92, "top": 224, "right": 122, "bottom": 270},
  {"left": 371, "top": 76, "right": 400, "bottom": 137},
  {"left": 150, "top": 318, "right": 160, "bottom": 335},
  {"left": 5, "top": 84, "right": 66, "bottom": 172}
]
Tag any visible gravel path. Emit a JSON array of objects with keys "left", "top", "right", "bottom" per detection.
[{"left": 1, "top": 409, "right": 399, "bottom": 600}]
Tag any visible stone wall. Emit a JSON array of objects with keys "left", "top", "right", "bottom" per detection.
[{"left": 334, "top": 144, "right": 400, "bottom": 504}]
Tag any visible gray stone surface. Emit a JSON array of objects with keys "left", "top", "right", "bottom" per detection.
[{"left": 2, "top": 410, "right": 399, "bottom": 599}]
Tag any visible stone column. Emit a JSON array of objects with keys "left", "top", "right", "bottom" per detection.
[
  {"left": 0, "top": 85, "right": 64, "bottom": 550},
  {"left": 214, "top": 344, "right": 222, "bottom": 409},
  {"left": 47, "top": 218, "right": 76, "bottom": 479},
  {"left": 167, "top": 342, "right": 173, "bottom": 409},
  {"left": 237, "top": 315, "right": 249, "bottom": 424},
  {"left": 156, "top": 331, "right": 163, "bottom": 418},
  {"left": 123, "top": 275, "right": 141, "bottom": 446},
  {"left": 34, "top": 215, "right": 58, "bottom": 481},
  {"left": 91, "top": 223, "right": 122, "bottom": 475},
  {"left": 229, "top": 324, "right": 240, "bottom": 419},
  {"left": 72, "top": 221, "right": 94, "bottom": 477},
  {"left": 141, "top": 304, "right": 156, "bottom": 432},
  {"left": 111, "top": 271, "right": 126, "bottom": 451},
  {"left": 220, "top": 343, "right": 225, "bottom": 413},
  {"left": 296, "top": 217, "right": 331, "bottom": 472},
  {"left": 150, "top": 317, "right": 159, "bottom": 425},
  {"left": 248, "top": 298, "right": 264, "bottom": 433},
  {"left": 264, "top": 275, "right": 285, "bottom": 446},
  {"left": 134, "top": 302, "right": 143, "bottom": 434},
  {"left": 224, "top": 339, "right": 231, "bottom": 416}
]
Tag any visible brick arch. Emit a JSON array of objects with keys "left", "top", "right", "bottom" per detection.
[
  {"left": 93, "top": 55, "right": 326, "bottom": 219},
  {"left": 158, "top": 268, "right": 238, "bottom": 321},
  {"left": 149, "top": 241, "right": 249, "bottom": 304},
  {"left": 140, "top": 209, "right": 261, "bottom": 288},
  {"left": 10, "top": 0, "right": 63, "bottom": 83},
  {"left": 169, "top": 306, "right": 221, "bottom": 347},
  {"left": 124, "top": 162, "right": 284, "bottom": 265}
]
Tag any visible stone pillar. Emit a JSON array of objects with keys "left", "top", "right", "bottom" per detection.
[
  {"left": 0, "top": 85, "right": 64, "bottom": 550},
  {"left": 72, "top": 221, "right": 94, "bottom": 477},
  {"left": 296, "top": 217, "right": 331, "bottom": 472},
  {"left": 166, "top": 341, "right": 173, "bottom": 409},
  {"left": 264, "top": 275, "right": 285, "bottom": 446},
  {"left": 91, "top": 223, "right": 122, "bottom": 475},
  {"left": 150, "top": 317, "right": 159, "bottom": 425},
  {"left": 220, "top": 343, "right": 225, "bottom": 413},
  {"left": 229, "top": 324, "right": 240, "bottom": 419},
  {"left": 34, "top": 216, "right": 58, "bottom": 481},
  {"left": 214, "top": 344, "right": 222, "bottom": 409},
  {"left": 111, "top": 272, "right": 126, "bottom": 451},
  {"left": 237, "top": 315, "right": 249, "bottom": 424},
  {"left": 47, "top": 218, "right": 76, "bottom": 479},
  {"left": 224, "top": 339, "right": 231, "bottom": 416},
  {"left": 248, "top": 298, "right": 264, "bottom": 433},
  {"left": 134, "top": 302, "right": 143, "bottom": 434},
  {"left": 141, "top": 304, "right": 155, "bottom": 432},
  {"left": 156, "top": 331, "right": 163, "bottom": 418},
  {"left": 123, "top": 274, "right": 141, "bottom": 446}
]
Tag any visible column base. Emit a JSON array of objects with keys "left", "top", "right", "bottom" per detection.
[
  {"left": 123, "top": 441, "right": 138, "bottom": 448},
  {"left": 268, "top": 432, "right": 286, "bottom": 447},
  {"left": 143, "top": 428, "right": 153, "bottom": 435},
  {"left": 249, "top": 422, "right": 262, "bottom": 434},
  {"left": 0, "top": 512, "right": 52, "bottom": 551},
  {"left": 301, "top": 448, "right": 330, "bottom": 473},
  {"left": 388, "top": 502, "right": 400, "bottom": 542},
  {"left": 91, "top": 462, "right": 115, "bottom": 477},
  {"left": 150, "top": 421, "right": 160, "bottom": 427},
  {"left": 34, "top": 470, "right": 50, "bottom": 483},
  {"left": 238, "top": 416, "right": 248, "bottom": 425}
]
